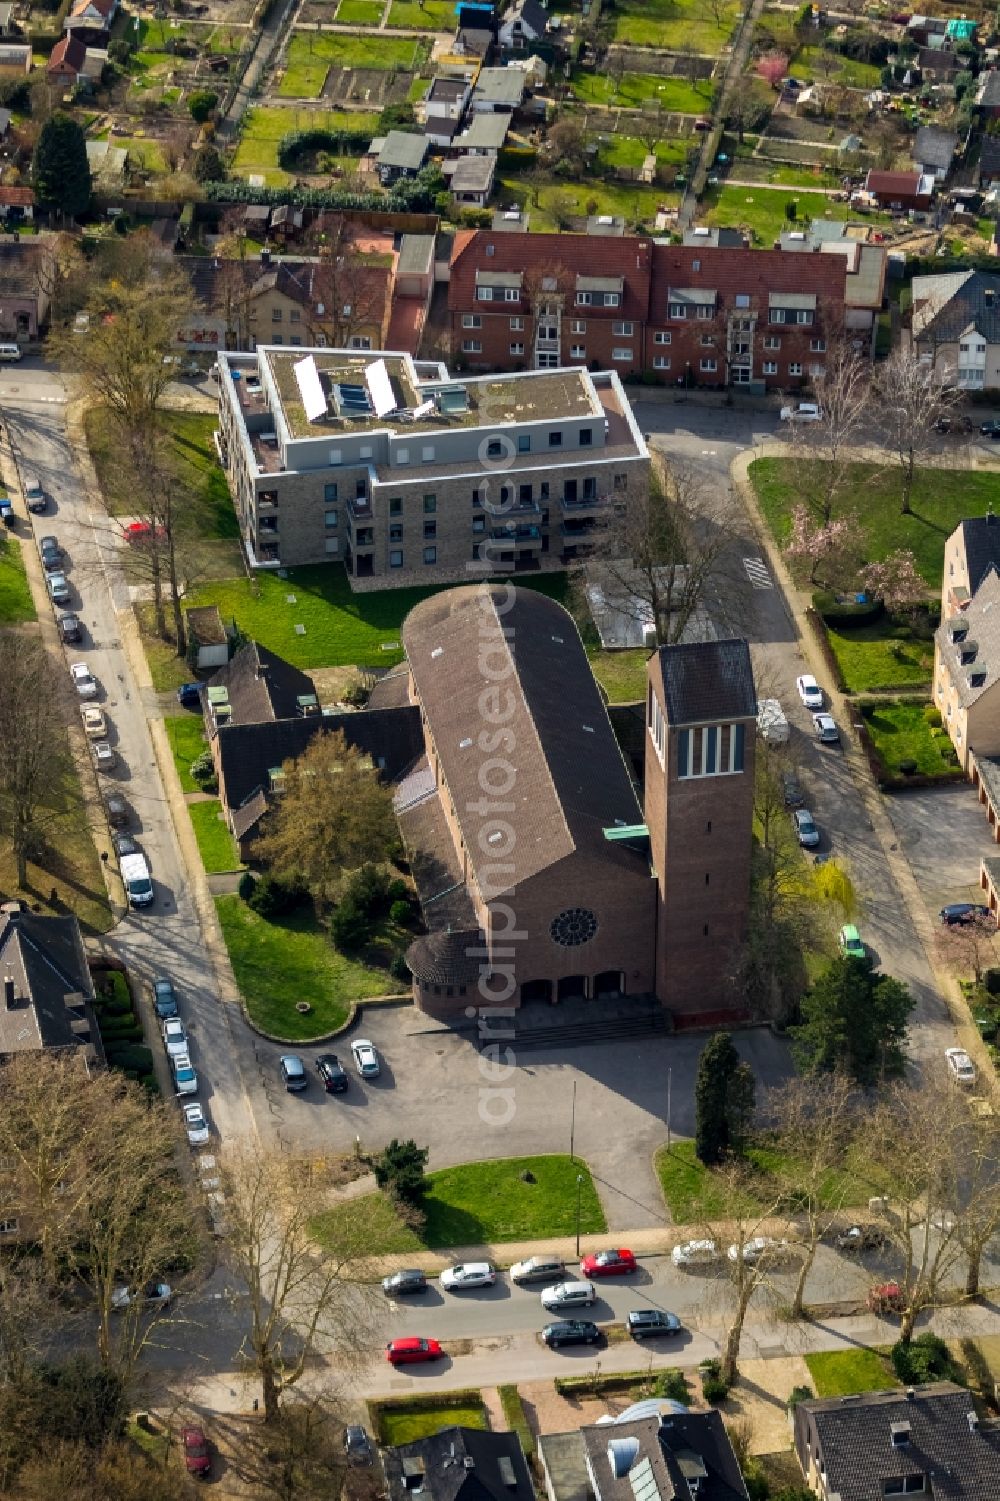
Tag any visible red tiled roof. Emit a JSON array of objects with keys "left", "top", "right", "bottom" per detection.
[
  {"left": 651, "top": 242, "right": 847, "bottom": 310},
  {"left": 865, "top": 170, "right": 924, "bottom": 194},
  {"left": 0, "top": 187, "right": 34, "bottom": 206},
  {"left": 449, "top": 228, "right": 653, "bottom": 322},
  {"left": 47, "top": 32, "right": 86, "bottom": 71},
  {"left": 70, "top": 0, "right": 115, "bottom": 20}
]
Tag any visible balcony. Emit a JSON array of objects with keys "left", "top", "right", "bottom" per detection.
[
  {"left": 558, "top": 491, "right": 608, "bottom": 514},
  {"left": 258, "top": 491, "right": 278, "bottom": 513},
  {"left": 534, "top": 337, "right": 560, "bottom": 351},
  {"left": 348, "top": 495, "right": 373, "bottom": 521},
  {"left": 258, "top": 516, "right": 279, "bottom": 535},
  {"left": 490, "top": 522, "right": 542, "bottom": 545},
  {"left": 352, "top": 527, "right": 375, "bottom": 549}
]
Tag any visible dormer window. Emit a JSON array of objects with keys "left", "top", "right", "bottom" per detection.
[
  {"left": 951, "top": 624, "right": 968, "bottom": 642},
  {"left": 960, "top": 643, "right": 978, "bottom": 665},
  {"left": 969, "top": 670, "right": 987, "bottom": 688}
]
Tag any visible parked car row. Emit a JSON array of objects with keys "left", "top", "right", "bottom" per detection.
[
  {"left": 279, "top": 1039, "right": 381, "bottom": 1093},
  {"left": 150, "top": 974, "right": 215, "bottom": 1141}
]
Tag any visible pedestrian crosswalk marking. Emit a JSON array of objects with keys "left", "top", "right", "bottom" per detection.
[{"left": 743, "top": 556, "right": 773, "bottom": 589}]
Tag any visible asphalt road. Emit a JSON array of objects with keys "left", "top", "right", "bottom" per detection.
[{"left": 0, "top": 361, "right": 257, "bottom": 1151}]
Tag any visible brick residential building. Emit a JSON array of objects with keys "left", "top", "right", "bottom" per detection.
[
  {"left": 216, "top": 346, "right": 649, "bottom": 585},
  {"left": 401, "top": 585, "right": 756, "bottom": 1023},
  {"left": 447, "top": 229, "right": 848, "bottom": 390}
]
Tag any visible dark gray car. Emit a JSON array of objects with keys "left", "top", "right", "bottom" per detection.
[
  {"left": 627, "top": 1309, "right": 682, "bottom": 1339},
  {"left": 382, "top": 1268, "right": 427, "bottom": 1296}
]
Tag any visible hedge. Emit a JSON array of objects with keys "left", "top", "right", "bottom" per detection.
[
  {"left": 498, "top": 1385, "right": 534, "bottom": 1458},
  {"left": 855, "top": 702, "right": 967, "bottom": 792},
  {"left": 812, "top": 590, "right": 885, "bottom": 627},
  {"left": 207, "top": 174, "right": 441, "bottom": 213},
  {"left": 805, "top": 607, "right": 848, "bottom": 693},
  {"left": 277, "top": 127, "right": 372, "bottom": 170},
  {"left": 368, "top": 1390, "right": 486, "bottom": 1443}
]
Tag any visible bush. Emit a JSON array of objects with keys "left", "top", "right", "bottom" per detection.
[
  {"left": 104, "top": 1044, "right": 153, "bottom": 1075},
  {"left": 238, "top": 870, "right": 256, "bottom": 903},
  {"left": 389, "top": 899, "right": 412, "bottom": 925},
  {"left": 812, "top": 590, "right": 885, "bottom": 626},
  {"left": 891, "top": 1332, "right": 955, "bottom": 1385},
  {"left": 985, "top": 968, "right": 1000, "bottom": 996},
  {"left": 387, "top": 878, "right": 410, "bottom": 904},
  {"left": 654, "top": 1368, "right": 690, "bottom": 1405},
  {"left": 107, "top": 36, "right": 132, "bottom": 64},
  {"left": 389, "top": 951, "right": 411, "bottom": 983},
  {"left": 699, "top": 1359, "right": 730, "bottom": 1404},
  {"left": 193, "top": 144, "right": 226, "bottom": 183},
  {"left": 923, "top": 705, "right": 942, "bottom": 727},
  {"left": 787, "top": 1384, "right": 814, "bottom": 1410},
  {"left": 345, "top": 863, "right": 391, "bottom": 918},
  {"left": 369, "top": 1137, "right": 428, "bottom": 1206},
  {"left": 340, "top": 679, "right": 370, "bottom": 708},
  {"left": 189, "top": 750, "right": 217, "bottom": 790},
  {"left": 247, "top": 874, "right": 306, "bottom": 919},
  {"left": 189, "top": 89, "right": 219, "bottom": 123},
  {"left": 743, "top": 1458, "right": 769, "bottom": 1501},
  {"left": 276, "top": 126, "right": 372, "bottom": 170},
  {"left": 330, "top": 897, "right": 371, "bottom": 951},
  {"left": 0, "top": 78, "right": 30, "bottom": 110}
]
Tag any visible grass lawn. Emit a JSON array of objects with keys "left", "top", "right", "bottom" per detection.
[
  {"left": 119, "top": 137, "right": 168, "bottom": 175},
  {"left": 795, "top": 43, "right": 883, "bottom": 89},
  {"left": 138, "top": 617, "right": 193, "bottom": 692},
  {"left": 377, "top": 1402, "right": 487, "bottom": 1445},
  {"left": 386, "top": 0, "right": 456, "bottom": 26},
  {"left": 0, "top": 533, "right": 34, "bottom": 623},
  {"left": 233, "top": 107, "right": 380, "bottom": 182},
  {"left": 597, "top": 134, "right": 690, "bottom": 170},
  {"left": 826, "top": 623, "right": 934, "bottom": 693},
  {"left": 571, "top": 69, "right": 713, "bottom": 113},
  {"left": 862, "top": 699, "right": 957, "bottom": 778},
  {"left": 589, "top": 648, "right": 649, "bottom": 703},
  {"left": 187, "top": 799, "right": 243, "bottom": 873},
  {"left": 279, "top": 31, "right": 428, "bottom": 97},
  {"left": 163, "top": 714, "right": 207, "bottom": 792},
  {"left": 215, "top": 895, "right": 393, "bottom": 1039},
  {"left": 182, "top": 568, "right": 569, "bottom": 672},
  {"left": 0, "top": 753, "right": 112, "bottom": 934},
  {"left": 335, "top": 0, "right": 383, "bottom": 19},
  {"left": 614, "top": 0, "right": 737, "bottom": 49},
  {"left": 750, "top": 457, "right": 1000, "bottom": 589},
  {"left": 703, "top": 184, "right": 850, "bottom": 246},
  {"left": 501, "top": 174, "right": 680, "bottom": 231},
  {"left": 657, "top": 1139, "right": 870, "bottom": 1224},
  {"left": 805, "top": 1348, "right": 897, "bottom": 1397}
]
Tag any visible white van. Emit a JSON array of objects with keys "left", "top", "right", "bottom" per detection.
[
  {"left": 0, "top": 343, "right": 21, "bottom": 362},
  {"left": 757, "top": 698, "right": 790, "bottom": 745},
  {"left": 120, "top": 852, "right": 153, "bottom": 909}
]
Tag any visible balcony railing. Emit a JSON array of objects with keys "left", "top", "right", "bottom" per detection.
[
  {"left": 490, "top": 523, "right": 542, "bottom": 543},
  {"left": 348, "top": 495, "right": 373, "bottom": 520},
  {"left": 559, "top": 492, "right": 608, "bottom": 513}
]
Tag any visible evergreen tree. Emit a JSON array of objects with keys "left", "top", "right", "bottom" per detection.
[
  {"left": 695, "top": 1032, "right": 741, "bottom": 1165},
  {"left": 792, "top": 955, "right": 913, "bottom": 1083},
  {"left": 32, "top": 113, "right": 91, "bottom": 220}
]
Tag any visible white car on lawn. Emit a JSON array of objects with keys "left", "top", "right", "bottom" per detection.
[
  {"left": 70, "top": 662, "right": 98, "bottom": 698},
  {"left": 796, "top": 674, "right": 823, "bottom": 710},
  {"left": 351, "top": 1038, "right": 380, "bottom": 1077}
]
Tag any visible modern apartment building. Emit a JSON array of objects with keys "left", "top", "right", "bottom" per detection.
[
  {"left": 215, "top": 346, "right": 649, "bottom": 586},
  {"left": 448, "top": 229, "right": 850, "bottom": 390}
]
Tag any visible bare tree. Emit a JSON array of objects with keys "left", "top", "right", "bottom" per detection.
[
  {"left": 0, "top": 634, "right": 74, "bottom": 887},
  {"left": 595, "top": 457, "right": 745, "bottom": 647},
  {"left": 874, "top": 349, "right": 962, "bottom": 515},
  {"left": 542, "top": 114, "right": 588, "bottom": 177},
  {"left": 222, "top": 1149, "right": 386, "bottom": 1422},
  {"left": 235, "top": 1395, "right": 350, "bottom": 1501},
  {"left": 935, "top": 911, "right": 997, "bottom": 986},
  {"left": 950, "top": 1114, "right": 1000, "bottom": 1297},
  {"left": 302, "top": 223, "right": 389, "bottom": 349},
  {"left": 701, "top": 1161, "right": 789, "bottom": 1385},
  {"left": 787, "top": 342, "right": 870, "bottom": 524}
]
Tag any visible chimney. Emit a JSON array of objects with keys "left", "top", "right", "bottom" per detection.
[
  {"left": 3, "top": 976, "right": 14, "bottom": 1010},
  {"left": 968, "top": 1411, "right": 980, "bottom": 1432}
]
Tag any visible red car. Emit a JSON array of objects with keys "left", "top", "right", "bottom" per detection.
[
  {"left": 580, "top": 1248, "right": 637, "bottom": 1277},
  {"left": 182, "top": 1426, "right": 211, "bottom": 1478},
  {"left": 386, "top": 1336, "right": 443, "bottom": 1365},
  {"left": 123, "top": 521, "right": 167, "bottom": 546}
]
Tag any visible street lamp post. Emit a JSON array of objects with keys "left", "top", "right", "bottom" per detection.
[
  {"left": 666, "top": 1066, "right": 672, "bottom": 1153},
  {"left": 575, "top": 1173, "right": 583, "bottom": 1257},
  {"left": 570, "top": 1078, "right": 577, "bottom": 1162}
]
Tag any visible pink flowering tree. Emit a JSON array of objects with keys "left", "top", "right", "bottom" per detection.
[
  {"left": 757, "top": 51, "right": 789, "bottom": 88},
  {"left": 784, "top": 503, "right": 855, "bottom": 585},
  {"left": 860, "top": 550, "right": 926, "bottom": 613}
]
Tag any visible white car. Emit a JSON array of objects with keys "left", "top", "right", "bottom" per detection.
[
  {"left": 162, "top": 1017, "right": 189, "bottom": 1058},
  {"left": 172, "top": 1051, "right": 198, "bottom": 1095},
  {"left": 111, "top": 1280, "right": 172, "bottom": 1311},
  {"left": 70, "top": 662, "right": 98, "bottom": 698},
  {"left": 80, "top": 704, "right": 107, "bottom": 739},
  {"left": 813, "top": 712, "right": 840, "bottom": 743},
  {"left": 183, "top": 1102, "right": 210, "bottom": 1146},
  {"left": 440, "top": 1261, "right": 496, "bottom": 1290},
  {"left": 796, "top": 674, "right": 823, "bottom": 710},
  {"left": 727, "top": 1235, "right": 788, "bottom": 1264},
  {"left": 945, "top": 1046, "right": 976, "bottom": 1086},
  {"left": 780, "top": 401, "right": 823, "bottom": 423},
  {"left": 91, "top": 741, "right": 117, "bottom": 772},
  {"left": 671, "top": 1239, "right": 720, "bottom": 1268},
  {"left": 351, "top": 1038, "right": 380, "bottom": 1077}
]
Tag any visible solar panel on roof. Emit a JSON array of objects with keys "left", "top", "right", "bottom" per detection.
[
  {"left": 366, "top": 357, "right": 397, "bottom": 418},
  {"left": 293, "top": 355, "right": 327, "bottom": 423}
]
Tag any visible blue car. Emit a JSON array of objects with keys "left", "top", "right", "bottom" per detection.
[{"left": 176, "top": 682, "right": 202, "bottom": 708}]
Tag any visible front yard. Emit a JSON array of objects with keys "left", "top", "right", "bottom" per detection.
[
  {"left": 278, "top": 31, "right": 429, "bottom": 96},
  {"left": 376, "top": 1399, "right": 488, "bottom": 1445},
  {"left": 805, "top": 1348, "right": 897, "bottom": 1397},
  {"left": 187, "top": 799, "right": 242, "bottom": 873},
  {"left": 232, "top": 107, "right": 380, "bottom": 182},
  {"left": 703, "top": 185, "right": 851, "bottom": 247},
  {"left": 163, "top": 714, "right": 207, "bottom": 793},
  {"left": 215, "top": 895, "right": 395, "bottom": 1038},
  {"left": 826, "top": 620, "right": 935, "bottom": 694},
  {"left": 0, "top": 532, "right": 34, "bottom": 624},
  {"left": 613, "top": 0, "right": 737, "bottom": 51},
  {"left": 861, "top": 699, "right": 959, "bottom": 779},
  {"left": 657, "top": 1139, "right": 870, "bottom": 1224},
  {"left": 570, "top": 69, "right": 714, "bottom": 113}
]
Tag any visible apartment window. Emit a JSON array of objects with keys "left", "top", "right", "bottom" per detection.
[
  {"left": 796, "top": 309, "right": 813, "bottom": 325},
  {"left": 576, "top": 291, "right": 592, "bottom": 306},
  {"left": 325, "top": 537, "right": 339, "bottom": 553},
  {"left": 810, "top": 363, "right": 825, "bottom": 378},
  {"left": 613, "top": 474, "right": 627, "bottom": 491},
  {"left": 653, "top": 356, "right": 671, "bottom": 370},
  {"left": 424, "top": 546, "right": 437, "bottom": 564},
  {"left": 510, "top": 342, "right": 525, "bottom": 356},
  {"left": 654, "top": 331, "right": 671, "bottom": 345},
  {"left": 323, "top": 482, "right": 338, "bottom": 502},
  {"left": 517, "top": 434, "right": 530, "bottom": 452},
  {"left": 700, "top": 358, "right": 717, "bottom": 372},
  {"left": 571, "top": 320, "right": 587, "bottom": 334},
  {"left": 548, "top": 430, "right": 563, "bottom": 447},
  {"left": 763, "top": 361, "right": 778, "bottom": 375},
  {"left": 677, "top": 722, "right": 745, "bottom": 778},
  {"left": 389, "top": 549, "right": 403, "bottom": 568},
  {"left": 329, "top": 449, "right": 342, "bottom": 465},
  {"left": 290, "top": 336, "right": 302, "bottom": 346},
  {"left": 462, "top": 339, "right": 482, "bottom": 353},
  {"left": 396, "top": 448, "right": 408, "bottom": 464},
  {"left": 271, "top": 308, "right": 282, "bottom": 322},
  {"left": 324, "top": 509, "right": 338, "bottom": 528},
  {"left": 669, "top": 302, "right": 687, "bottom": 319},
  {"left": 540, "top": 481, "right": 549, "bottom": 500},
  {"left": 421, "top": 445, "right": 435, "bottom": 462},
  {"left": 289, "top": 309, "right": 301, "bottom": 323},
  {"left": 487, "top": 439, "right": 504, "bottom": 458},
  {"left": 810, "top": 338, "right": 826, "bottom": 352},
  {"left": 769, "top": 309, "right": 787, "bottom": 325},
  {"left": 571, "top": 345, "right": 586, "bottom": 359},
  {"left": 606, "top": 293, "right": 620, "bottom": 307},
  {"left": 424, "top": 519, "right": 436, "bottom": 539},
  {"left": 510, "top": 316, "right": 524, "bottom": 330},
  {"left": 691, "top": 259, "right": 700, "bottom": 271},
  {"left": 272, "top": 335, "right": 283, "bottom": 345},
  {"left": 477, "top": 287, "right": 493, "bottom": 301},
  {"left": 462, "top": 314, "right": 482, "bottom": 329},
  {"left": 389, "top": 523, "right": 403, "bottom": 542},
  {"left": 0, "top": 1219, "right": 18, "bottom": 1235},
  {"left": 519, "top": 483, "right": 533, "bottom": 503},
  {"left": 700, "top": 334, "right": 714, "bottom": 347},
  {"left": 472, "top": 489, "right": 483, "bottom": 507},
  {"left": 472, "top": 516, "right": 486, "bottom": 533},
  {"left": 648, "top": 687, "right": 666, "bottom": 766},
  {"left": 504, "top": 288, "right": 519, "bottom": 302},
  {"left": 764, "top": 335, "right": 780, "bottom": 350},
  {"left": 536, "top": 352, "right": 559, "bottom": 368},
  {"left": 612, "top": 348, "right": 633, "bottom": 361},
  {"left": 613, "top": 320, "right": 634, "bottom": 337},
  {"left": 696, "top": 303, "right": 714, "bottom": 320},
  {"left": 389, "top": 497, "right": 402, "bottom": 516},
  {"left": 579, "top": 428, "right": 592, "bottom": 446},
  {"left": 423, "top": 494, "right": 437, "bottom": 513},
  {"left": 788, "top": 362, "right": 803, "bottom": 376},
  {"left": 583, "top": 476, "right": 597, "bottom": 500},
  {"left": 735, "top": 293, "right": 750, "bottom": 308}
]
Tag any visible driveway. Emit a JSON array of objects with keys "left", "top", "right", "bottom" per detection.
[
  {"left": 885, "top": 784, "right": 1000, "bottom": 918},
  {"left": 251, "top": 1006, "right": 793, "bottom": 1231}
]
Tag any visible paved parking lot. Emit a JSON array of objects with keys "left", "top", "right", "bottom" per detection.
[
  {"left": 885, "top": 784, "right": 999, "bottom": 918},
  {"left": 250, "top": 1007, "right": 793, "bottom": 1231}
]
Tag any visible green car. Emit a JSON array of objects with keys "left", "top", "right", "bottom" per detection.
[{"left": 839, "top": 924, "right": 866, "bottom": 961}]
